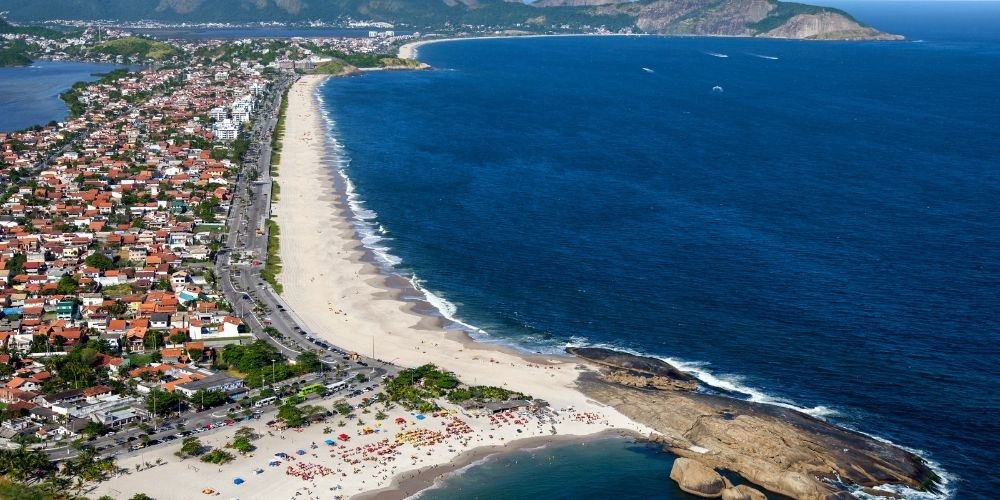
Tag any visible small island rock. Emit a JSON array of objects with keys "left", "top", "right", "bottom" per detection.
[
  {"left": 721, "top": 485, "right": 767, "bottom": 500},
  {"left": 670, "top": 457, "right": 726, "bottom": 498}
]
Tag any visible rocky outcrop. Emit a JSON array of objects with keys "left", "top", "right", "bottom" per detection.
[
  {"left": 602, "top": 370, "right": 697, "bottom": 391},
  {"left": 721, "top": 484, "right": 767, "bottom": 500},
  {"left": 566, "top": 347, "right": 696, "bottom": 388},
  {"left": 670, "top": 457, "right": 726, "bottom": 497},
  {"left": 571, "top": 349, "right": 938, "bottom": 499},
  {"left": 760, "top": 12, "right": 904, "bottom": 40}
]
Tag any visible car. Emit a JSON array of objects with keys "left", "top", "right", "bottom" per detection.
[{"left": 147, "top": 439, "right": 161, "bottom": 446}]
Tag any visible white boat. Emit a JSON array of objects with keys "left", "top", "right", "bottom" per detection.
[{"left": 642, "top": 67, "right": 654, "bottom": 73}]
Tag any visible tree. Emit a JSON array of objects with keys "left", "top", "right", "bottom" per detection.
[
  {"left": 192, "top": 389, "right": 228, "bottom": 409},
  {"left": 277, "top": 404, "right": 304, "bottom": 427},
  {"left": 56, "top": 274, "right": 79, "bottom": 294},
  {"left": 234, "top": 426, "right": 256, "bottom": 441},
  {"left": 168, "top": 332, "right": 187, "bottom": 345},
  {"left": 296, "top": 351, "right": 321, "bottom": 373},
  {"left": 129, "top": 494, "right": 155, "bottom": 500},
  {"left": 81, "top": 421, "right": 106, "bottom": 438},
  {"left": 84, "top": 253, "right": 113, "bottom": 271},
  {"left": 200, "top": 449, "right": 234, "bottom": 464},
  {"left": 143, "top": 330, "right": 165, "bottom": 350},
  {"left": 333, "top": 400, "right": 352, "bottom": 416},
  {"left": 145, "top": 389, "right": 181, "bottom": 416},
  {"left": 230, "top": 436, "right": 253, "bottom": 454},
  {"left": 176, "top": 436, "right": 203, "bottom": 458}
]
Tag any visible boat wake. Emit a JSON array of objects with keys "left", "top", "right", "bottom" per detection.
[
  {"left": 748, "top": 53, "right": 779, "bottom": 60},
  {"left": 641, "top": 67, "right": 655, "bottom": 73},
  {"left": 704, "top": 51, "right": 729, "bottom": 58}
]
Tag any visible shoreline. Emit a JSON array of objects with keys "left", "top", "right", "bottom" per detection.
[
  {"left": 356, "top": 430, "right": 640, "bottom": 500},
  {"left": 269, "top": 74, "right": 654, "bottom": 495},
  {"left": 272, "top": 74, "right": 947, "bottom": 500},
  {"left": 397, "top": 33, "right": 647, "bottom": 60}
]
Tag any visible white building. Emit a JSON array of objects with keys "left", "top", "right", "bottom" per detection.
[
  {"left": 209, "top": 106, "right": 228, "bottom": 121},
  {"left": 212, "top": 119, "right": 238, "bottom": 142}
]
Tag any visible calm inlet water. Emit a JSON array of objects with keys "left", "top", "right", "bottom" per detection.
[
  {"left": 0, "top": 61, "right": 128, "bottom": 132},
  {"left": 318, "top": 6, "right": 999, "bottom": 498}
]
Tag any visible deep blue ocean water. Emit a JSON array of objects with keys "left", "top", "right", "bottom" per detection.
[
  {"left": 321, "top": 7, "right": 1000, "bottom": 498},
  {"left": 0, "top": 61, "right": 128, "bottom": 132}
]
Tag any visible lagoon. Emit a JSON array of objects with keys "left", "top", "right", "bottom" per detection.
[{"left": 0, "top": 60, "right": 129, "bottom": 132}]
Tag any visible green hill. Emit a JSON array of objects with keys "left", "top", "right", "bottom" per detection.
[
  {"left": 0, "top": 0, "right": 896, "bottom": 40},
  {"left": 90, "top": 37, "right": 176, "bottom": 60}
]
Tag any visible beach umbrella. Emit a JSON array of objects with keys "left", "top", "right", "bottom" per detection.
[
  {"left": 233, "top": 478, "right": 244, "bottom": 485},
  {"left": 296, "top": 449, "right": 306, "bottom": 455}
]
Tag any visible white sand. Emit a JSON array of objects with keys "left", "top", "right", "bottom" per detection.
[{"left": 88, "top": 75, "right": 654, "bottom": 499}]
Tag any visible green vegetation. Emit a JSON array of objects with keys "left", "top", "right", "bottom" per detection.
[
  {"left": 261, "top": 218, "right": 282, "bottom": 294},
  {"left": 60, "top": 68, "right": 132, "bottom": 118},
  {"left": 220, "top": 340, "right": 311, "bottom": 387},
  {"left": 269, "top": 88, "right": 289, "bottom": 173},
  {"left": 384, "top": 364, "right": 530, "bottom": 412},
  {"left": 175, "top": 437, "right": 204, "bottom": 459},
  {"left": 0, "top": 42, "right": 32, "bottom": 67},
  {"left": 749, "top": 2, "right": 857, "bottom": 33},
  {"left": 277, "top": 403, "right": 304, "bottom": 427},
  {"left": 0, "top": 18, "right": 63, "bottom": 38},
  {"left": 313, "top": 60, "right": 354, "bottom": 76},
  {"left": 199, "top": 449, "right": 234, "bottom": 465},
  {"left": 89, "top": 37, "right": 176, "bottom": 61},
  {"left": 191, "top": 389, "right": 228, "bottom": 409},
  {"left": 145, "top": 389, "right": 183, "bottom": 416}
]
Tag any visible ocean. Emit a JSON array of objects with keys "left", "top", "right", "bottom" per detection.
[
  {"left": 0, "top": 61, "right": 130, "bottom": 132},
  {"left": 317, "top": 5, "right": 999, "bottom": 498}
]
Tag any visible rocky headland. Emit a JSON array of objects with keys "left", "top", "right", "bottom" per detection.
[{"left": 568, "top": 347, "right": 937, "bottom": 499}]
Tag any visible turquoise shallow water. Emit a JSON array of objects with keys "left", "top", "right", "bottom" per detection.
[{"left": 417, "top": 437, "right": 683, "bottom": 500}]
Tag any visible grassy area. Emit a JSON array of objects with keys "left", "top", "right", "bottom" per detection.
[
  {"left": 269, "top": 87, "right": 289, "bottom": 175},
  {"left": 749, "top": 2, "right": 856, "bottom": 33},
  {"left": 313, "top": 59, "right": 355, "bottom": 76},
  {"left": 194, "top": 224, "right": 226, "bottom": 233},
  {"left": 261, "top": 218, "right": 283, "bottom": 294},
  {"left": 270, "top": 181, "right": 280, "bottom": 203},
  {"left": 101, "top": 283, "right": 133, "bottom": 297},
  {"left": 90, "top": 36, "right": 176, "bottom": 60}
]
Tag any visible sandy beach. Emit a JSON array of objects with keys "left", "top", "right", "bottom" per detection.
[{"left": 88, "top": 74, "right": 652, "bottom": 499}]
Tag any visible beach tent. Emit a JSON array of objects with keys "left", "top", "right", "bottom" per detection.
[
  {"left": 415, "top": 414, "right": 426, "bottom": 420},
  {"left": 324, "top": 439, "right": 335, "bottom": 445},
  {"left": 296, "top": 449, "right": 306, "bottom": 455},
  {"left": 338, "top": 433, "right": 350, "bottom": 441},
  {"left": 267, "top": 458, "right": 281, "bottom": 466},
  {"left": 275, "top": 452, "right": 287, "bottom": 458},
  {"left": 395, "top": 418, "right": 406, "bottom": 425},
  {"left": 233, "top": 477, "right": 244, "bottom": 485},
  {"left": 254, "top": 468, "right": 264, "bottom": 475},
  {"left": 202, "top": 488, "right": 215, "bottom": 495}
]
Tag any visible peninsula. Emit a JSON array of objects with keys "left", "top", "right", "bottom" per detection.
[{"left": 0, "top": 0, "right": 901, "bottom": 41}]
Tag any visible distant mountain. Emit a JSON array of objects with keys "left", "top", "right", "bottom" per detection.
[{"left": 0, "top": 0, "right": 901, "bottom": 40}]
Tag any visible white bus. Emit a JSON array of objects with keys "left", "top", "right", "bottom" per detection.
[{"left": 253, "top": 396, "right": 278, "bottom": 408}]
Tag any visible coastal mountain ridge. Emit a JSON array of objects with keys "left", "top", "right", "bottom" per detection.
[{"left": 0, "top": 0, "right": 901, "bottom": 40}]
